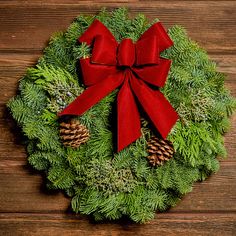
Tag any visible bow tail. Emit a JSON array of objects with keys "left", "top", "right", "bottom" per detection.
[
  {"left": 59, "top": 72, "right": 124, "bottom": 116},
  {"left": 117, "top": 76, "right": 141, "bottom": 151},
  {"left": 130, "top": 77, "right": 178, "bottom": 139}
]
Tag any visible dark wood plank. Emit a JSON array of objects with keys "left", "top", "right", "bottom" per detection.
[
  {"left": 1, "top": 92, "right": 236, "bottom": 214},
  {"left": 0, "top": 43, "right": 235, "bottom": 216},
  {"left": 0, "top": 2, "right": 236, "bottom": 233},
  {"left": 0, "top": 53, "right": 39, "bottom": 106},
  {"left": 171, "top": 161, "right": 236, "bottom": 212},
  {"left": 1, "top": 53, "right": 235, "bottom": 159},
  {"left": 211, "top": 54, "right": 236, "bottom": 96},
  {"left": 0, "top": 1, "right": 236, "bottom": 53},
  {"left": 0, "top": 166, "right": 70, "bottom": 213},
  {"left": 0, "top": 212, "right": 235, "bottom": 236},
  {"left": 0, "top": 111, "right": 236, "bottom": 213},
  {"left": 0, "top": 53, "right": 235, "bottom": 104},
  {"left": 1, "top": 111, "right": 235, "bottom": 161},
  {"left": 0, "top": 150, "right": 236, "bottom": 213}
]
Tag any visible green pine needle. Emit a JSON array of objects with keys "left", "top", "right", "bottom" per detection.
[{"left": 7, "top": 8, "right": 236, "bottom": 223}]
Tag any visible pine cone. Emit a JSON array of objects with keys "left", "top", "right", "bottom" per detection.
[
  {"left": 59, "top": 119, "right": 89, "bottom": 148},
  {"left": 147, "top": 137, "right": 175, "bottom": 166}
]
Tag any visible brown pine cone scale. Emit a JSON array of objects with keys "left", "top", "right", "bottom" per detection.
[
  {"left": 147, "top": 137, "right": 175, "bottom": 166},
  {"left": 59, "top": 119, "right": 89, "bottom": 148}
]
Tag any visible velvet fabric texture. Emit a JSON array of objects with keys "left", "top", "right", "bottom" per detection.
[{"left": 59, "top": 19, "right": 178, "bottom": 151}]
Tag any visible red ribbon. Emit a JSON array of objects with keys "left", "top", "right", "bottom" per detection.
[{"left": 59, "top": 19, "right": 178, "bottom": 152}]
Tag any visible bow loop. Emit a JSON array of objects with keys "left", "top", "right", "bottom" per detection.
[
  {"left": 78, "top": 19, "right": 116, "bottom": 45},
  {"left": 135, "top": 36, "right": 159, "bottom": 66},
  {"left": 91, "top": 35, "right": 117, "bottom": 65},
  {"left": 138, "top": 21, "right": 173, "bottom": 52}
]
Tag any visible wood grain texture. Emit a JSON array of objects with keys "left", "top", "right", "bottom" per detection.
[
  {"left": 0, "top": 157, "right": 235, "bottom": 213},
  {"left": 0, "top": 1, "right": 236, "bottom": 235},
  {"left": 0, "top": 213, "right": 235, "bottom": 236},
  {"left": 0, "top": 1, "right": 236, "bottom": 53}
]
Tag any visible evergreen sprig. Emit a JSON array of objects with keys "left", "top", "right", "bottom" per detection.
[{"left": 7, "top": 8, "right": 236, "bottom": 223}]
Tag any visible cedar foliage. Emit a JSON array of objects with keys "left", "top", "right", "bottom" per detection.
[{"left": 7, "top": 8, "right": 236, "bottom": 223}]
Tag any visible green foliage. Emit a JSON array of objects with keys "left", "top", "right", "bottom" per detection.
[{"left": 7, "top": 8, "right": 236, "bottom": 223}]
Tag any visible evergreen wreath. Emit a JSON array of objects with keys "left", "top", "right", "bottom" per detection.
[{"left": 8, "top": 8, "right": 236, "bottom": 223}]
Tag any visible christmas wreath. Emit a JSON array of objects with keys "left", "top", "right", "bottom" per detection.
[{"left": 8, "top": 8, "right": 236, "bottom": 223}]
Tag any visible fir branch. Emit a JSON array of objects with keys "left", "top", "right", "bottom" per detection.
[{"left": 8, "top": 7, "right": 236, "bottom": 223}]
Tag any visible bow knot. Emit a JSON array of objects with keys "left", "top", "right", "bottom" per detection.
[
  {"left": 59, "top": 19, "right": 178, "bottom": 152},
  {"left": 117, "top": 39, "right": 135, "bottom": 67}
]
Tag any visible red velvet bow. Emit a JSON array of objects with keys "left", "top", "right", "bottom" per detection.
[{"left": 59, "top": 19, "right": 178, "bottom": 152}]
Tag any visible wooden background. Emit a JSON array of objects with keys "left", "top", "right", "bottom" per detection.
[{"left": 0, "top": 1, "right": 236, "bottom": 235}]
